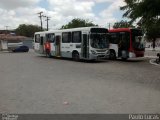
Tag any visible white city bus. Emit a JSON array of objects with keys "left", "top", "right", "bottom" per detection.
[{"left": 34, "top": 27, "right": 110, "bottom": 61}]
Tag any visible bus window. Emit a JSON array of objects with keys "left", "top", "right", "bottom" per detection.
[
  {"left": 110, "top": 33, "right": 119, "bottom": 44},
  {"left": 62, "top": 32, "right": 71, "bottom": 43},
  {"left": 90, "top": 33, "right": 109, "bottom": 49},
  {"left": 131, "top": 29, "right": 144, "bottom": 50},
  {"left": 40, "top": 37, "right": 43, "bottom": 45},
  {"left": 46, "top": 33, "right": 55, "bottom": 43},
  {"left": 35, "top": 34, "right": 40, "bottom": 43},
  {"left": 119, "top": 32, "right": 130, "bottom": 50},
  {"left": 72, "top": 31, "right": 81, "bottom": 43}
]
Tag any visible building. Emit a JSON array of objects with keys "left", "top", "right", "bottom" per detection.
[
  {"left": 0, "top": 34, "right": 27, "bottom": 51},
  {"left": 145, "top": 38, "right": 160, "bottom": 50}
]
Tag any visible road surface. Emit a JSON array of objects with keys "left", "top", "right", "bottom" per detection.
[{"left": 0, "top": 50, "right": 160, "bottom": 113}]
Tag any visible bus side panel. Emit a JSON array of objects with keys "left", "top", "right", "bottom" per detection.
[
  {"left": 61, "top": 43, "right": 72, "bottom": 58},
  {"left": 109, "top": 43, "right": 118, "bottom": 57},
  {"left": 34, "top": 43, "right": 40, "bottom": 53}
]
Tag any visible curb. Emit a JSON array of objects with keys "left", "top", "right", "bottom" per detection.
[
  {"left": 149, "top": 59, "right": 160, "bottom": 67},
  {"left": 145, "top": 56, "right": 157, "bottom": 58},
  {"left": 0, "top": 51, "right": 11, "bottom": 53}
]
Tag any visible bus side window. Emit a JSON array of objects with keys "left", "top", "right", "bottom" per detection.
[
  {"left": 47, "top": 33, "right": 55, "bottom": 43},
  {"left": 35, "top": 34, "right": 40, "bottom": 43},
  {"left": 72, "top": 31, "right": 81, "bottom": 43},
  {"left": 46, "top": 34, "right": 49, "bottom": 42},
  {"left": 62, "top": 32, "right": 72, "bottom": 43},
  {"left": 110, "top": 33, "right": 119, "bottom": 44}
]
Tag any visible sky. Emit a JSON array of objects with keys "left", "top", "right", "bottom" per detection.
[{"left": 0, "top": 0, "right": 126, "bottom": 30}]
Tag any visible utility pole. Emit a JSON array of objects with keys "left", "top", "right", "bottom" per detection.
[
  {"left": 37, "top": 11, "right": 43, "bottom": 30},
  {"left": 108, "top": 23, "right": 111, "bottom": 30},
  {"left": 46, "top": 16, "right": 50, "bottom": 31},
  {"left": 43, "top": 16, "right": 50, "bottom": 31},
  {"left": 5, "top": 26, "right": 9, "bottom": 34}
]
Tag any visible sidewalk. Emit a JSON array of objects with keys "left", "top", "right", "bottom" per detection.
[
  {"left": 145, "top": 49, "right": 160, "bottom": 66},
  {"left": 145, "top": 49, "right": 160, "bottom": 58}
]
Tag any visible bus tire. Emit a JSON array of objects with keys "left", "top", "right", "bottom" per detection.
[
  {"left": 46, "top": 50, "right": 52, "bottom": 58},
  {"left": 109, "top": 50, "right": 116, "bottom": 60},
  {"left": 121, "top": 51, "right": 128, "bottom": 61},
  {"left": 72, "top": 51, "right": 80, "bottom": 61},
  {"left": 121, "top": 57, "right": 127, "bottom": 61}
]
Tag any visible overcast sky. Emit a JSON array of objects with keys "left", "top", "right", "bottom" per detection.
[{"left": 0, "top": 0, "right": 126, "bottom": 30}]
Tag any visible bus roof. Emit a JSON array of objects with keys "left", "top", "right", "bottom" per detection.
[
  {"left": 35, "top": 26, "right": 108, "bottom": 34},
  {"left": 108, "top": 28, "right": 141, "bottom": 33}
]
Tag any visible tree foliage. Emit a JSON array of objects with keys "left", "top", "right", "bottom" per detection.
[
  {"left": 61, "top": 18, "right": 97, "bottom": 29},
  {"left": 113, "top": 20, "right": 134, "bottom": 28},
  {"left": 120, "top": 0, "right": 160, "bottom": 41},
  {"left": 16, "top": 24, "right": 42, "bottom": 37},
  {"left": 120, "top": 0, "right": 160, "bottom": 24}
]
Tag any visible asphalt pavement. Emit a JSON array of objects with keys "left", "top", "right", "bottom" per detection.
[{"left": 0, "top": 50, "right": 160, "bottom": 113}]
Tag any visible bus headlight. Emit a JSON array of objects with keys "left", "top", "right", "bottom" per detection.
[{"left": 91, "top": 50, "right": 97, "bottom": 55}]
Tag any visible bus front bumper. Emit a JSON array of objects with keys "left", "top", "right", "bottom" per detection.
[{"left": 90, "top": 53, "right": 109, "bottom": 60}]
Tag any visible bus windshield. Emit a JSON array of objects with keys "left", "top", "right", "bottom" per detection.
[
  {"left": 90, "top": 33, "right": 109, "bottom": 49},
  {"left": 131, "top": 29, "right": 145, "bottom": 51}
]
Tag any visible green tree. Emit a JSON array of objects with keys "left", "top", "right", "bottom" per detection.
[
  {"left": 120, "top": 0, "right": 160, "bottom": 48},
  {"left": 113, "top": 20, "right": 134, "bottom": 28},
  {"left": 61, "top": 18, "right": 97, "bottom": 29},
  {"left": 16, "top": 24, "right": 42, "bottom": 37}
]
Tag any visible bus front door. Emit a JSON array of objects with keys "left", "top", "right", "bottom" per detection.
[
  {"left": 82, "top": 34, "right": 89, "bottom": 59},
  {"left": 55, "top": 36, "right": 61, "bottom": 57},
  {"left": 40, "top": 36, "right": 44, "bottom": 54}
]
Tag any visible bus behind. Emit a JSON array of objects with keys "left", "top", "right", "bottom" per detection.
[{"left": 108, "top": 28, "right": 145, "bottom": 60}]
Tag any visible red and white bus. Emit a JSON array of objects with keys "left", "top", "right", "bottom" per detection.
[{"left": 108, "top": 28, "right": 145, "bottom": 60}]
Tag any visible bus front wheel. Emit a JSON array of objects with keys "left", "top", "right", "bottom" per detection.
[
  {"left": 109, "top": 50, "right": 116, "bottom": 60},
  {"left": 72, "top": 51, "right": 80, "bottom": 61}
]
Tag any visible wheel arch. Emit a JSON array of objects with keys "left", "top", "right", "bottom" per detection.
[{"left": 72, "top": 50, "right": 79, "bottom": 55}]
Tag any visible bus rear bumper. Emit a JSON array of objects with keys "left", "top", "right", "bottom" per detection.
[
  {"left": 129, "top": 51, "right": 145, "bottom": 58},
  {"left": 129, "top": 52, "right": 136, "bottom": 58}
]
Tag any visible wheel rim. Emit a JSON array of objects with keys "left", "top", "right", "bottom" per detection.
[{"left": 110, "top": 52, "right": 116, "bottom": 60}]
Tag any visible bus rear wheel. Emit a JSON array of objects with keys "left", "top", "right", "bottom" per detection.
[
  {"left": 121, "top": 57, "right": 128, "bottom": 61},
  {"left": 109, "top": 50, "right": 116, "bottom": 60},
  {"left": 72, "top": 51, "right": 80, "bottom": 61}
]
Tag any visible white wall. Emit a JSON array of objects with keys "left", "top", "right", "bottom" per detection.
[
  {"left": 145, "top": 38, "right": 160, "bottom": 50},
  {"left": 1, "top": 40, "right": 8, "bottom": 50},
  {"left": 0, "top": 40, "right": 23, "bottom": 51}
]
